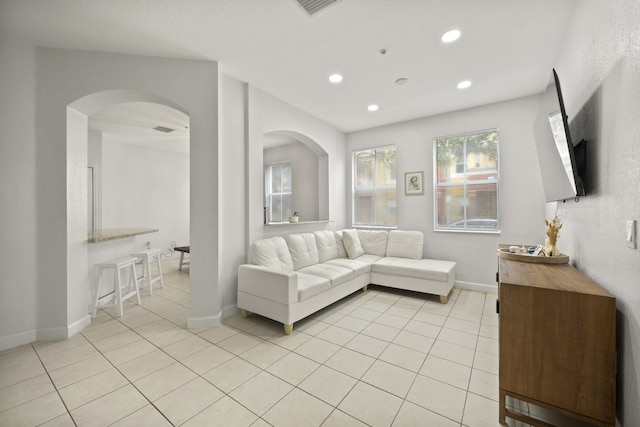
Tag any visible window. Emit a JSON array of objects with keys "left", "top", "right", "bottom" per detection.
[
  {"left": 434, "top": 129, "right": 500, "bottom": 231},
  {"left": 265, "top": 161, "right": 292, "bottom": 223},
  {"left": 353, "top": 145, "right": 397, "bottom": 226}
]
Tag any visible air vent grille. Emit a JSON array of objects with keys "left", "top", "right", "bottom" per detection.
[
  {"left": 153, "top": 126, "right": 174, "bottom": 133},
  {"left": 294, "top": 0, "right": 341, "bottom": 17}
]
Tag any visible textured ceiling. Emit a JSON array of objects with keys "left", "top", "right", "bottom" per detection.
[{"left": 1, "top": 0, "right": 576, "bottom": 134}]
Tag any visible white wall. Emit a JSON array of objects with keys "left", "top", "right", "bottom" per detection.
[
  {"left": 218, "top": 74, "right": 248, "bottom": 318},
  {"left": 0, "top": 38, "right": 38, "bottom": 349},
  {"left": 217, "top": 77, "right": 347, "bottom": 318},
  {"left": 552, "top": 0, "right": 640, "bottom": 424},
  {"left": 101, "top": 138, "right": 189, "bottom": 250},
  {"left": 264, "top": 142, "right": 319, "bottom": 221},
  {"left": 0, "top": 45, "right": 220, "bottom": 349},
  {"left": 347, "top": 95, "right": 546, "bottom": 289},
  {"left": 247, "top": 86, "right": 347, "bottom": 244}
]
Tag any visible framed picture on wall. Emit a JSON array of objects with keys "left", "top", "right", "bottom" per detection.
[{"left": 405, "top": 171, "right": 424, "bottom": 196}]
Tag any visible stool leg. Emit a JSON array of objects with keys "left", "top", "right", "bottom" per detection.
[
  {"left": 129, "top": 263, "right": 142, "bottom": 305},
  {"left": 92, "top": 268, "right": 102, "bottom": 317},
  {"left": 131, "top": 262, "right": 142, "bottom": 305},
  {"left": 179, "top": 252, "right": 185, "bottom": 270},
  {"left": 155, "top": 253, "right": 164, "bottom": 289},
  {"left": 115, "top": 266, "right": 124, "bottom": 317},
  {"left": 144, "top": 256, "right": 152, "bottom": 295}
]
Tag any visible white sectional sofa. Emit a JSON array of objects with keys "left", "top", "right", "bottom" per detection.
[{"left": 237, "top": 229, "right": 455, "bottom": 334}]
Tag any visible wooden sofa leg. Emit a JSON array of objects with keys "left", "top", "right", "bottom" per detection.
[
  {"left": 439, "top": 295, "right": 448, "bottom": 304},
  {"left": 284, "top": 323, "right": 293, "bottom": 335},
  {"left": 362, "top": 285, "right": 368, "bottom": 292},
  {"left": 240, "top": 309, "right": 250, "bottom": 318}
]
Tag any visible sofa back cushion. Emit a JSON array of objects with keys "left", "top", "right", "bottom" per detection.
[
  {"left": 314, "top": 230, "right": 339, "bottom": 262},
  {"left": 250, "top": 236, "right": 294, "bottom": 271},
  {"left": 386, "top": 230, "right": 424, "bottom": 260},
  {"left": 334, "top": 230, "right": 348, "bottom": 258},
  {"left": 285, "top": 233, "right": 319, "bottom": 270},
  {"left": 357, "top": 230, "right": 389, "bottom": 256},
  {"left": 342, "top": 229, "right": 365, "bottom": 259}
]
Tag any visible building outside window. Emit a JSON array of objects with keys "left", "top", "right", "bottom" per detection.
[
  {"left": 265, "top": 161, "right": 292, "bottom": 223},
  {"left": 434, "top": 129, "right": 500, "bottom": 232},
  {"left": 353, "top": 145, "right": 397, "bottom": 226}
]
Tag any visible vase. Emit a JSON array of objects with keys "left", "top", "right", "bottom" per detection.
[{"left": 543, "top": 238, "right": 560, "bottom": 256}]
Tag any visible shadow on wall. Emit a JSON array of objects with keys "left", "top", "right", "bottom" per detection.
[
  {"left": 616, "top": 308, "right": 638, "bottom": 426},
  {"left": 567, "top": 59, "right": 640, "bottom": 426},
  {"left": 569, "top": 82, "right": 602, "bottom": 197}
]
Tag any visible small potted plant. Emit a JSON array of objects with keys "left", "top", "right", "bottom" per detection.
[{"left": 289, "top": 211, "right": 299, "bottom": 223}]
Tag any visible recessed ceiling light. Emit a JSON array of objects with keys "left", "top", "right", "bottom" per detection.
[
  {"left": 367, "top": 104, "right": 379, "bottom": 112},
  {"left": 457, "top": 80, "right": 472, "bottom": 89},
  {"left": 441, "top": 29, "right": 461, "bottom": 43},
  {"left": 329, "top": 73, "right": 343, "bottom": 83}
]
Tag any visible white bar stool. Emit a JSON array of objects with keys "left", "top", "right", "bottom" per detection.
[
  {"left": 92, "top": 256, "right": 141, "bottom": 317},
  {"left": 130, "top": 248, "right": 164, "bottom": 295}
]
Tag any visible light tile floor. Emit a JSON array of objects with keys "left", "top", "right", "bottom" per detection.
[{"left": 1, "top": 257, "right": 549, "bottom": 426}]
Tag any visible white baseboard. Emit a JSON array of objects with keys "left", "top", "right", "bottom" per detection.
[
  {"left": 0, "top": 329, "right": 37, "bottom": 352},
  {"left": 222, "top": 304, "right": 240, "bottom": 320},
  {"left": 1, "top": 315, "right": 92, "bottom": 352},
  {"left": 455, "top": 280, "right": 498, "bottom": 294},
  {"left": 36, "top": 315, "right": 92, "bottom": 342},
  {"left": 69, "top": 315, "right": 91, "bottom": 337},
  {"left": 187, "top": 313, "right": 222, "bottom": 329}
]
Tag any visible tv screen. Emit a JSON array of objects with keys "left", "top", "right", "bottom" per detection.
[{"left": 533, "top": 69, "right": 585, "bottom": 202}]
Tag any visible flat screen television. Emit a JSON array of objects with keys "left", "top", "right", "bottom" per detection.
[{"left": 533, "top": 69, "right": 586, "bottom": 202}]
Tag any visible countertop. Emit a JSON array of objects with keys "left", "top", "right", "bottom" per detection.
[{"left": 88, "top": 227, "right": 158, "bottom": 243}]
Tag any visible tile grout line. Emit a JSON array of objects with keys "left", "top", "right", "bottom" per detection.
[
  {"left": 29, "top": 342, "right": 79, "bottom": 427},
  {"left": 6, "top": 261, "right": 501, "bottom": 427}
]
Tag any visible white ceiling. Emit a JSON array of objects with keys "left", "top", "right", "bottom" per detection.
[
  {"left": 1, "top": 0, "right": 576, "bottom": 136},
  {"left": 89, "top": 102, "right": 190, "bottom": 154}
]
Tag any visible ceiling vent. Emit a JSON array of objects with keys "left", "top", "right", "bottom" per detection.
[
  {"left": 294, "top": 0, "right": 342, "bottom": 17},
  {"left": 153, "top": 126, "right": 174, "bottom": 133}
]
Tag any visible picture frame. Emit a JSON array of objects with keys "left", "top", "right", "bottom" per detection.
[{"left": 405, "top": 171, "right": 424, "bottom": 196}]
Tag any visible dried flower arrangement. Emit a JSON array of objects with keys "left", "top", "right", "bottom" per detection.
[{"left": 543, "top": 216, "right": 563, "bottom": 256}]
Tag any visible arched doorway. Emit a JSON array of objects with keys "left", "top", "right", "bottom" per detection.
[{"left": 66, "top": 89, "right": 190, "bottom": 335}]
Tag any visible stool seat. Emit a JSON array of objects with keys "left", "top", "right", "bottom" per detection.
[
  {"left": 92, "top": 256, "right": 141, "bottom": 317},
  {"left": 130, "top": 248, "right": 164, "bottom": 295}
]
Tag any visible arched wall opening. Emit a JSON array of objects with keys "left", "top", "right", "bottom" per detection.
[
  {"left": 65, "top": 89, "right": 191, "bottom": 336},
  {"left": 263, "top": 130, "right": 329, "bottom": 223}
]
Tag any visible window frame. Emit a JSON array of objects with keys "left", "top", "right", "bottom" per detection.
[
  {"left": 433, "top": 128, "right": 501, "bottom": 234},
  {"left": 264, "top": 160, "right": 292, "bottom": 223},
  {"left": 352, "top": 144, "right": 397, "bottom": 228}
]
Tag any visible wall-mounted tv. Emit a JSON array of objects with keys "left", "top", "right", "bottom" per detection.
[{"left": 533, "top": 69, "right": 586, "bottom": 202}]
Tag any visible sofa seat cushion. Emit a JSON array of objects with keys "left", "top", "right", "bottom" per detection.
[
  {"left": 298, "top": 264, "right": 354, "bottom": 287},
  {"left": 296, "top": 272, "right": 331, "bottom": 301},
  {"left": 324, "top": 258, "right": 371, "bottom": 277},
  {"left": 373, "top": 257, "right": 455, "bottom": 282},
  {"left": 354, "top": 254, "right": 383, "bottom": 265}
]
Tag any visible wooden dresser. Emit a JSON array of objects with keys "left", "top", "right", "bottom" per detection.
[{"left": 497, "top": 256, "right": 616, "bottom": 426}]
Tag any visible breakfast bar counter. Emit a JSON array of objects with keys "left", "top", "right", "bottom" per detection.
[{"left": 88, "top": 227, "right": 158, "bottom": 243}]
